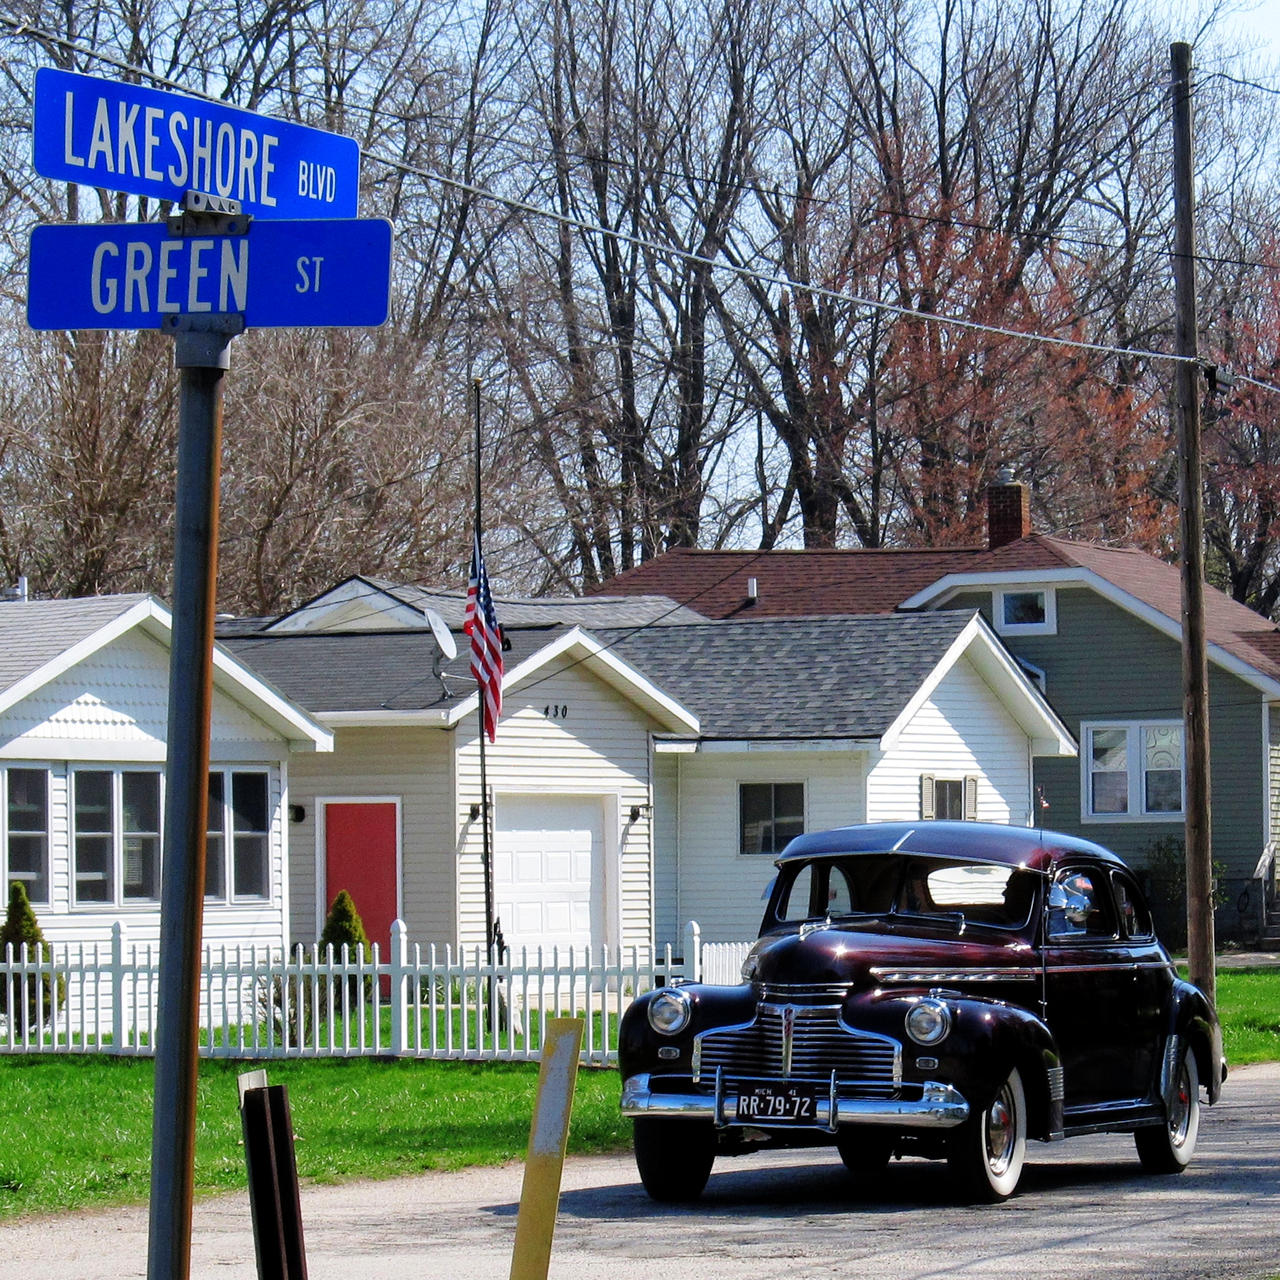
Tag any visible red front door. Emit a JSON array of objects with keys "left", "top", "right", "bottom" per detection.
[{"left": 323, "top": 801, "right": 399, "bottom": 958}]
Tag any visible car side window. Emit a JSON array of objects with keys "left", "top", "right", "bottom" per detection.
[
  {"left": 1047, "top": 868, "right": 1116, "bottom": 939},
  {"left": 779, "top": 865, "right": 816, "bottom": 921},
  {"left": 1112, "top": 871, "right": 1154, "bottom": 940},
  {"left": 826, "top": 866, "right": 855, "bottom": 916}
]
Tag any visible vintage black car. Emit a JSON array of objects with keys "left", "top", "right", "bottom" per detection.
[{"left": 619, "top": 821, "right": 1225, "bottom": 1202}]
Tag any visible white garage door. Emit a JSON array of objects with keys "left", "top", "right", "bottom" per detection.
[{"left": 495, "top": 795, "right": 602, "bottom": 956}]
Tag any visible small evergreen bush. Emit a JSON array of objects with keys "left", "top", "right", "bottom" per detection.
[
  {"left": 260, "top": 890, "right": 374, "bottom": 1043},
  {"left": 318, "top": 889, "right": 372, "bottom": 1012},
  {"left": 0, "top": 882, "right": 62, "bottom": 1033},
  {"left": 318, "top": 889, "right": 371, "bottom": 961}
]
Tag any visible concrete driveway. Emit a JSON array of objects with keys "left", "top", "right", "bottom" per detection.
[{"left": 5, "top": 1061, "right": 1278, "bottom": 1280}]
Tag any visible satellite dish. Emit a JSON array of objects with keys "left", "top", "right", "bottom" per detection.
[{"left": 424, "top": 606, "right": 458, "bottom": 661}]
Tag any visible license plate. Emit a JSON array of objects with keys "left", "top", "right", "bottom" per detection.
[{"left": 737, "top": 1083, "right": 817, "bottom": 1122}]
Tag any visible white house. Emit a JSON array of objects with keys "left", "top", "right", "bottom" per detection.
[
  {"left": 0, "top": 594, "right": 332, "bottom": 952},
  {"left": 219, "top": 579, "right": 1075, "bottom": 954}
]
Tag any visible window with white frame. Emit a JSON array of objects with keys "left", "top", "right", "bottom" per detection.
[
  {"left": 740, "top": 782, "right": 804, "bottom": 854},
  {"left": 205, "top": 770, "right": 271, "bottom": 901},
  {"left": 72, "top": 769, "right": 162, "bottom": 906},
  {"left": 4, "top": 767, "right": 50, "bottom": 904},
  {"left": 1083, "top": 721, "right": 1184, "bottom": 821},
  {"left": 994, "top": 586, "right": 1056, "bottom": 636}
]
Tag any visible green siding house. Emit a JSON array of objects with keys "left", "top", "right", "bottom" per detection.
[{"left": 597, "top": 480, "right": 1280, "bottom": 943}]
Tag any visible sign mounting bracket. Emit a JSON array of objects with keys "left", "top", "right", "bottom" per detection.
[{"left": 166, "top": 190, "right": 250, "bottom": 239}]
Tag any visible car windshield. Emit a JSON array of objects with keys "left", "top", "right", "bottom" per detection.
[{"left": 772, "top": 853, "right": 1039, "bottom": 932}]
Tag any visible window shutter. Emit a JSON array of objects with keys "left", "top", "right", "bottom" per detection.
[
  {"left": 963, "top": 775, "right": 979, "bottom": 821},
  {"left": 920, "top": 774, "right": 936, "bottom": 820}
]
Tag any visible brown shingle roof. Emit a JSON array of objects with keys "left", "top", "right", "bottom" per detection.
[
  {"left": 595, "top": 537, "right": 1280, "bottom": 688},
  {"left": 591, "top": 546, "right": 985, "bottom": 618},
  {"left": 1004, "top": 537, "right": 1280, "bottom": 685}
]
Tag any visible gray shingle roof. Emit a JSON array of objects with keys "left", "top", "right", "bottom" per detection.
[
  {"left": 222, "top": 609, "right": 980, "bottom": 739},
  {"left": 601, "top": 611, "right": 977, "bottom": 740},
  {"left": 0, "top": 595, "right": 153, "bottom": 696},
  {"left": 221, "top": 626, "right": 564, "bottom": 714}
]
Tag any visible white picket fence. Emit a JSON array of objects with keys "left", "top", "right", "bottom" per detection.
[{"left": 0, "top": 920, "right": 749, "bottom": 1064}]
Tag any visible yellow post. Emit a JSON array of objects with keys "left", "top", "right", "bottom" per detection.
[{"left": 509, "top": 1018, "right": 584, "bottom": 1280}]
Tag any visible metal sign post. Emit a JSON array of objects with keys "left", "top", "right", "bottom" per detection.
[
  {"left": 27, "top": 67, "right": 389, "bottom": 1280},
  {"left": 148, "top": 311, "right": 241, "bottom": 1280}
]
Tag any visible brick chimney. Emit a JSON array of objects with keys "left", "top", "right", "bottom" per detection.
[{"left": 987, "top": 471, "right": 1030, "bottom": 549}]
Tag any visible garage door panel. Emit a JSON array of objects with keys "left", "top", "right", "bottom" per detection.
[{"left": 495, "top": 795, "right": 602, "bottom": 954}]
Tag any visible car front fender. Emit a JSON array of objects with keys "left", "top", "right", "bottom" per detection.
[
  {"left": 851, "top": 988, "right": 1064, "bottom": 1140},
  {"left": 1167, "top": 978, "right": 1225, "bottom": 1103}
]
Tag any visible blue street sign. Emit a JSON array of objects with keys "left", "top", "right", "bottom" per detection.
[
  {"left": 27, "top": 219, "right": 392, "bottom": 330},
  {"left": 33, "top": 68, "right": 361, "bottom": 219}
]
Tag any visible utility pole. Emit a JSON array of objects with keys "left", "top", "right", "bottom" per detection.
[{"left": 1170, "top": 41, "right": 1216, "bottom": 1006}]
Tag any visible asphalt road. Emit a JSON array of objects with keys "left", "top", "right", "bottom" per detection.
[{"left": 4, "top": 1061, "right": 1277, "bottom": 1280}]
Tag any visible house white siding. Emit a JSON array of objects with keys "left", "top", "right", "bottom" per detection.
[
  {"left": 866, "top": 655, "right": 1031, "bottom": 826},
  {"left": 455, "top": 660, "right": 656, "bottom": 951},
  {"left": 0, "top": 629, "right": 285, "bottom": 762},
  {"left": 284, "top": 725, "right": 455, "bottom": 947},
  {"left": 652, "top": 751, "right": 680, "bottom": 946},
  {"left": 672, "top": 750, "right": 868, "bottom": 942},
  {"left": 0, "top": 626, "right": 292, "bottom": 951}
]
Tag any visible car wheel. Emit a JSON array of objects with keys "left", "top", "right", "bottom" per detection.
[
  {"left": 1135, "top": 1043, "right": 1200, "bottom": 1173},
  {"left": 632, "top": 1117, "right": 716, "bottom": 1203},
  {"left": 835, "top": 1128, "right": 894, "bottom": 1180},
  {"left": 947, "top": 1066, "right": 1027, "bottom": 1202}
]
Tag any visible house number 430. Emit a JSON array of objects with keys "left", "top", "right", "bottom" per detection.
[{"left": 543, "top": 704, "right": 569, "bottom": 720}]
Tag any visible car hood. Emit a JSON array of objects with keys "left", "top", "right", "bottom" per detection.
[{"left": 747, "top": 921, "right": 1036, "bottom": 989}]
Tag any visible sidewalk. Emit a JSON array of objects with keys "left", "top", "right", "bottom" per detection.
[{"left": 1207, "top": 950, "right": 1280, "bottom": 968}]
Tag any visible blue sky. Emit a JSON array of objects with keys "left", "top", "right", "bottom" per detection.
[{"left": 1219, "top": 1, "right": 1280, "bottom": 56}]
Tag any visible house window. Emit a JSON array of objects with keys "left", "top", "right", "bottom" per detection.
[
  {"left": 920, "top": 774, "right": 979, "bottom": 821},
  {"left": 5, "top": 768, "right": 49, "bottom": 904},
  {"left": 994, "top": 587, "right": 1056, "bottom": 636},
  {"left": 740, "top": 783, "right": 804, "bottom": 854},
  {"left": 72, "top": 769, "right": 162, "bottom": 906},
  {"left": 1083, "top": 722, "right": 1184, "bottom": 821},
  {"left": 206, "top": 771, "right": 271, "bottom": 901}
]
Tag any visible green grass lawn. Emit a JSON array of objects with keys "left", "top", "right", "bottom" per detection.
[
  {"left": 1212, "top": 968, "right": 1280, "bottom": 1065},
  {"left": 0, "top": 965, "right": 1275, "bottom": 1221},
  {"left": 0, "top": 1055, "right": 629, "bottom": 1219}
]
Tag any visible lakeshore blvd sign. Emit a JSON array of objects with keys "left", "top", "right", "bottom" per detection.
[
  {"left": 33, "top": 67, "right": 360, "bottom": 218},
  {"left": 27, "top": 217, "right": 393, "bottom": 330}
]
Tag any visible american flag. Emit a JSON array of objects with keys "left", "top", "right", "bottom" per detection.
[{"left": 464, "top": 533, "right": 503, "bottom": 742}]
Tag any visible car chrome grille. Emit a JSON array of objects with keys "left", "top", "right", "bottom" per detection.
[{"left": 693, "top": 1002, "right": 901, "bottom": 1096}]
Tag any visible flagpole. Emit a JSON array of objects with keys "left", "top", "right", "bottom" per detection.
[{"left": 473, "top": 377, "right": 497, "bottom": 967}]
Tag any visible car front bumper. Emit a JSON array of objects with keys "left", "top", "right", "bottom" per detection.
[{"left": 620, "top": 1071, "right": 971, "bottom": 1132}]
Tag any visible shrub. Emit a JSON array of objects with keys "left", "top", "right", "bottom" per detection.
[
  {"left": 259, "top": 892, "right": 374, "bottom": 1043},
  {"left": 318, "top": 889, "right": 372, "bottom": 1013},
  {"left": 0, "top": 882, "right": 62, "bottom": 1033},
  {"left": 1141, "top": 835, "right": 1226, "bottom": 949},
  {"left": 318, "top": 889, "right": 371, "bottom": 961}
]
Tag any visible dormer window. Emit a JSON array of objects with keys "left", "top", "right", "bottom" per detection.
[{"left": 995, "top": 587, "right": 1056, "bottom": 636}]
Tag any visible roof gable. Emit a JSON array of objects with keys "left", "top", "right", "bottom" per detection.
[
  {"left": 224, "top": 624, "right": 700, "bottom": 734},
  {"left": 0, "top": 595, "right": 332, "bottom": 752},
  {"left": 901, "top": 535, "right": 1280, "bottom": 694},
  {"left": 595, "top": 538, "right": 1280, "bottom": 696},
  {"left": 602, "top": 611, "right": 1073, "bottom": 753},
  {"left": 257, "top": 574, "right": 707, "bottom": 636}
]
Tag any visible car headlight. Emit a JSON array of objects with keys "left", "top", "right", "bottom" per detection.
[
  {"left": 648, "top": 987, "right": 692, "bottom": 1035},
  {"left": 905, "top": 998, "right": 952, "bottom": 1046}
]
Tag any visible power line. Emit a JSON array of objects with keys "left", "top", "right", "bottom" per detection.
[{"left": 0, "top": 14, "right": 1202, "bottom": 374}]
